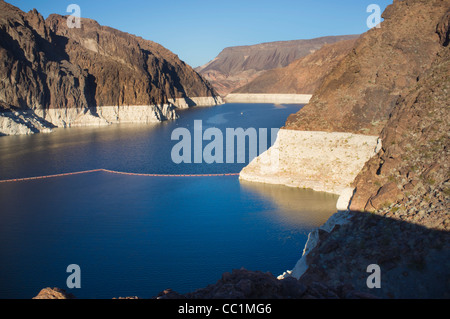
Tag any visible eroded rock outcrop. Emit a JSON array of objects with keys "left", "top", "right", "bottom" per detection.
[
  {"left": 0, "top": 0, "right": 221, "bottom": 135},
  {"left": 33, "top": 287, "right": 75, "bottom": 299},
  {"left": 241, "top": 0, "right": 449, "bottom": 208}
]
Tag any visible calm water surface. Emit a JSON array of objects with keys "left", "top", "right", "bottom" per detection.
[{"left": 0, "top": 103, "right": 338, "bottom": 299}]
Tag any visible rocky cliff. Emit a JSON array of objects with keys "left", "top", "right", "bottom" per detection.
[
  {"left": 0, "top": 0, "right": 221, "bottom": 135},
  {"left": 196, "top": 35, "right": 359, "bottom": 96},
  {"left": 239, "top": 0, "right": 449, "bottom": 298},
  {"left": 285, "top": 0, "right": 448, "bottom": 136},
  {"left": 350, "top": 10, "right": 450, "bottom": 215},
  {"left": 243, "top": 0, "right": 449, "bottom": 194}
]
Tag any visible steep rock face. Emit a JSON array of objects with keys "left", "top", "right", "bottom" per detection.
[
  {"left": 0, "top": 1, "right": 221, "bottom": 135},
  {"left": 350, "top": 34, "right": 450, "bottom": 214},
  {"left": 233, "top": 38, "right": 358, "bottom": 95},
  {"left": 196, "top": 35, "right": 359, "bottom": 96},
  {"left": 45, "top": 14, "right": 219, "bottom": 107},
  {"left": 279, "top": 2, "right": 450, "bottom": 299},
  {"left": 285, "top": 0, "right": 449, "bottom": 136},
  {"left": 0, "top": 3, "right": 92, "bottom": 113}
]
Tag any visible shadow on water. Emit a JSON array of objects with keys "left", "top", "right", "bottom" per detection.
[
  {"left": 0, "top": 170, "right": 339, "bottom": 299},
  {"left": 0, "top": 166, "right": 447, "bottom": 298}
]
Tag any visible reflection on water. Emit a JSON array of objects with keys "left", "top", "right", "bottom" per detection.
[
  {"left": 0, "top": 103, "right": 342, "bottom": 299},
  {"left": 0, "top": 103, "right": 304, "bottom": 180},
  {"left": 206, "top": 112, "right": 233, "bottom": 125},
  {"left": 240, "top": 181, "right": 339, "bottom": 228},
  {"left": 0, "top": 123, "right": 165, "bottom": 179}
]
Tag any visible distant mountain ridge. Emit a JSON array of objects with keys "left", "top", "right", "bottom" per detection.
[
  {"left": 233, "top": 38, "right": 358, "bottom": 95},
  {"left": 196, "top": 35, "right": 360, "bottom": 96}
]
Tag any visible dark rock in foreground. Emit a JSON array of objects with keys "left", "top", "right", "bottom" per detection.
[
  {"left": 32, "top": 269, "right": 378, "bottom": 299},
  {"left": 154, "top": 268, "right": 378, "bottom": 300}
]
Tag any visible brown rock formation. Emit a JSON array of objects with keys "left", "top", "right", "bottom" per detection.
[
  {"left": 0, "top": 0, "right": 220, "bottom": 133},
  {"left": 233, "top": 38, "right": 358, "bottom": 95},
  {"left": 283, "top": 0, "right": 450, "bottom": 299},
  {"left": 33, "top": 287, "right": 75, "bottom": 299},
  {"left": 285, "top": 0, "right": 449, "bottom": 136},
  {"left": 45, "top": 14, "right": 217, "bottom": 107},
  {"left": 350, "top": 33, "right": 449, "bottom": 214},
  {"left": 0, "top": 3, "right": 92, "bottom": 112},
  {"left": 196, "top": 35, "right": 359, "bottom": 96}
]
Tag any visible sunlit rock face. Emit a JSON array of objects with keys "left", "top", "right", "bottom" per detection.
[{"left": 0, "top": 1, "right": 221, "bottom": 135}]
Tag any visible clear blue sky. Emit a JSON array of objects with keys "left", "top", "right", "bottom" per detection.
[{"left": 8, "top": 0, "right": 392, "bottom": 67}]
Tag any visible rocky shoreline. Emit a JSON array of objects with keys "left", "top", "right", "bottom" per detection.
[
  {"left": 34, "top": 268, "right": 379, "bottom": 299},
  {"left": 239, "top": 129, "right": 381, "bottom": 205},
  {"left": 224, "top": 93, "right": 312, "bottom": 104},
  {"left": 0, "top": 98, "right": 224, "bottom": 136}
]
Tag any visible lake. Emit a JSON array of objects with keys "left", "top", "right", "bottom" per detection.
[{"left": 0, "top": 103, "right": 338, "bottom": 299}]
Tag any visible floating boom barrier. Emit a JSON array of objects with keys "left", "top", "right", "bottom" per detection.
[{"left": 0, "top": 169, "right": 240, "bottom": 183}]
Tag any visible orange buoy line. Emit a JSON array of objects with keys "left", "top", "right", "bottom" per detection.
[
  {"left": 0, "top": 169, "right": 104, "bottom": 183},
  {"left": 0, "top": 169, "right": 240, "bottom": 183},
  {"left": 102, "top": 169, "right": 240, "bottom": 178}
]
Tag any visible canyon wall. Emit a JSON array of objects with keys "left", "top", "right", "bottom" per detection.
[
  {"left": 284, "top": 0, "right": 448, "bottom": 136},
  {"left": 240, "top": 0, "right": 449, "bottom": 205},
  {"left": 0, "top": 1, "right": 222, "bottom": 136},
  {"left": 269, "top": 0, "right": 450, "bottom": 298}
]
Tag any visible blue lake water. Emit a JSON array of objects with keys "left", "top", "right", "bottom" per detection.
[{"left": 0, "top": 103, "right": 338, "bottom": 299}]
